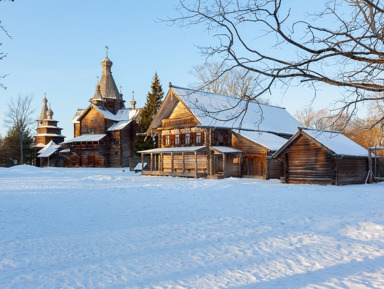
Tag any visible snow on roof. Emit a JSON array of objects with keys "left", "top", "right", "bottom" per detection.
[
  {"left": 238, "top": 130, "right": 288, "bottom": 151},
  {"left": 35, "top": 133, "right": 65, "bottom": 137},
  {"left": 107, "top": 121, "right": 132, "bottom": 131},
  {"left": 172, "top": 86, "right": 301, "bottom": 135},
  {"left": 63, "top": 134, "right": 106, "bottom": 144},
  {"left": 133, "top": 162, "right": 148, "bottom": 171},
  {"left": 37, "top": 140, "right": 60, "bottom": 158},
  {"left": 72, "top": 109, "right": 85, "bottom": 124},
  {"left": 303, "top": 129, "right": 369, "bottom": 157},
  {"left": 210, "top": 146, "right": 242, "bottom": 154},
  {"left": 138, "top": 146, "right": 207, "bottom": 154},
  {"left": 38, "top": 145, "right": 60, "bottom": 158},
  {"left": 92, "top": 106, "right": 139, "bottom": 122},
  {"left": 38, "top": 140, "right": 57, "bottom": 154},
  {"left": 34, "top": 143, "right": 46, "bottom": 148}
]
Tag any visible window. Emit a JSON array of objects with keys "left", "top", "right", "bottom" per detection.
[
  {"left": 87, "top": 128, "right": 96, "bottom": 134},
  {"left": 164, "top": 135, "right": 170, "bottom": 146},
  {"left": 114, "top": 138, "right": 119, "bottom": 145},
  {"left": 175, "top": 134, "right": 180, "bottom": 145},
  {"left": 185, "top": 133, "right": 190, "bottom": 145},
  {"left": 196, "top": 132, "right": 202, "bottom": 144}
]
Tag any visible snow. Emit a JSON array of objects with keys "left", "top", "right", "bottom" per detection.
[
  {"left": 1, "top": 166, "right": 383, "bottom": 288},
  {"left": 238, "top": 130, "right": 288, "bottom": 151},
  {"left": 133, "top": 162, "right": 148, "bottom": 171},
  {"left": 303, "top": 128, "right": 369, "bottom": 157},
  {"left": 139, "top": 146, "right": 206, "bottom": 153},
  {"left": 37, "top": 145, "right": 60, "bottom": 158},
  {"left": 211, "top": 146, "right": 242, "bottom": 153},
  {"left": 173, "top": 86, "right": 302, "bottom": 135},
  {"left": 107, "top": 120, "right": 132, "bottom": 131},
  {"left": 63, "top": 134, "right": 106, "bottom": 143}
]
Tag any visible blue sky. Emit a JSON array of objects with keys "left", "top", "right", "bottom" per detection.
[{"left": 0, "top": 0, "right": 349, "bottom": 138}]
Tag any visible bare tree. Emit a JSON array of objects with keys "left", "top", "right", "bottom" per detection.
[
  {"left": 4, "top": 95, "right": 34, "bottom": 164},
  {"left": 171, "top": 0, "right": 384, "bottom": 124},
  {"left": 0, "top": 19, "right": 12, "bottom": 90},
  {"left": 191, "top": 62, "right": 270, "bottom": 103},
  {"left": 295, "top": 106, "right": 351, "bottom": 131}
]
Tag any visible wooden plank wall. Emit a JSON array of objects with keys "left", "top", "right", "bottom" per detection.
[
  {"left": 80, "top": 108, "right": 106, "bottom": 135},
  {"left": 162, "top": 154, "right": 207, "bottom": 173},
  {"left": 337, "top": 157, "right": 368, "bottom": 185},
  {"left": 267, "top": 158, "right": 283, "bottom": 179},
  {"left": 285, "top": 137, "right": 335, "bottom": 184}
]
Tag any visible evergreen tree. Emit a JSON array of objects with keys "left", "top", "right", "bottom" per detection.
[
  {"left": 135, "top": 73, "right": 164, "bottom": 152},
  {"left": 3, "top": 124, "right": 34, "bottom": 165}
]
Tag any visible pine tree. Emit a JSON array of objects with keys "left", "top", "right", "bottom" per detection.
[
  {"left": 3, "top": 124, "right": 34, "bottom": 165},
  {"left": 135, "top": 73, "right": 164, "bottom": 152}
]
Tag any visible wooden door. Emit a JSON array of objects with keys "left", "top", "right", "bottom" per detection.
[{"left": 242, "top": 156, "right": 265, "bottom": 177}]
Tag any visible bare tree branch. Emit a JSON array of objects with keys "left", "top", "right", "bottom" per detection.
[{"left": 169, "top": 0, "right": 384, "bottom": 126}]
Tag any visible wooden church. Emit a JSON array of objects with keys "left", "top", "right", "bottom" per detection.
[
  {"left": 34, "top": 96, "right": 66, "bottom": 167},
  {"left": 139, "top": 84, "right": 301, "bottom": 179},
  {"left": 60, "top": 52, "right": 141, "bottom": 167}
]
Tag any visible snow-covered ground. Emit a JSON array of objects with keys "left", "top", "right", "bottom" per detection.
[{"left": 1, "top": 166, "right": 383, "bottom": 289}]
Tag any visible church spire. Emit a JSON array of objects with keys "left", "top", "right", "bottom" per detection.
[{"left": 38, "top": 94, "right": 48, "bottom": 121}]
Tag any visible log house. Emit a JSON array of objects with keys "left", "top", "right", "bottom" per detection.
[
  {"left": 140, "top": 85, "right": 301, "bottom": 178},
  {"left": 273, "top": 128, "right": 370, "bottom": 185}
]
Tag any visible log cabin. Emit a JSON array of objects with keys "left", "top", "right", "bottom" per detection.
[
  {"left": 60, "top": 53, "right": 141, "bottom": 167},
  {"left": 34, "top": 97, "right": 66, "bottom": 167},
  {"left": 272, "top": 128, "right": 370, "bottom": 185},
  {"left": 139, "top": 84, "right": 302, "bottom": 178}
]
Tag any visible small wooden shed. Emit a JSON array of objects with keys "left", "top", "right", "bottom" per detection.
[{"left": 273, "top": 128, "right": 369, "bottom": 185}]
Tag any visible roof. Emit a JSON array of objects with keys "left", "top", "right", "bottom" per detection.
[
  {"left": 237, "top": 130, "right": 288, "bottom": 151},
  {"left": 37, "top": 140, "right": 60, "bottom": 158},
  {"left": 133, "top": 162, "right": 148, "bottom": 171},
  {"left": 107, "top": 121, "right": 132, "bottom": 131},
  {"left": 171, "top": 86, "right": 301, "bottom": 135},
  {"left": 72, "top": 109, "right": 85, "bottom": 124},
  {"left": 211, "top": 146, "right": 242, "bottom": 154},
  {"left": 99, "top": 56, "right": 122, "bottom": 100},
  {"left": 273, "top": 128, "right": 369, "bottom": 158},
  {"left": 63, "top": 134, "right": 106, "bottom": 144},
  {"left": 138, "top": 146, "right": 207, "bottom": 154},
  {"left": 38, "top": 145, "right": 60, "bottom": 158},
  {"left": 35, "top": 133, "right": 65, "bottom": 137}
]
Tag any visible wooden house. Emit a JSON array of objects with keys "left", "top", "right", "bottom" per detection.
[
  {"left": 139, "top": 85, "right": 301, "bottom": 178},
  {"left": 272, "top": 128, "right": 370, "bottom": 185},
  {"left": 34, "top": 97, "right": 66, "bottom": 167},
  {"left": 60, "top": 53, "right": 140, "bottom": 167}
]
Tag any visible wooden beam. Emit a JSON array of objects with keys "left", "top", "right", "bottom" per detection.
[
  {"left": 141, "top": 153, "right": 144, "bottom": 172},
  {"left": 368, "top": 148, "right": 373, "bottom": 184},
  {"left": 150, "top": 153, "right": 153, "bottom": 172},
  {"left": 182, "top": 152, "right": 185, "bottom": 173},
  {"left": 222, "top": 153, "right": 226, "bottom": 178},
  {"left": 171, "top": 152, "right": 174, "bottom": 176},
  {"left": 195, "top": 151, "right": 198, "bottom": 178},
  {"left": 160, "top": 153, "right": 163, "bottom": 171}
]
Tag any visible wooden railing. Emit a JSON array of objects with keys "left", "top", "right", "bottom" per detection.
[{"left": 161, "top": 116, "right": 197, "bottom": 128}]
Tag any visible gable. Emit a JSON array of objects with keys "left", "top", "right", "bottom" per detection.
[{"left": 146, "top": 88, "right": 200, "bottom": 135}]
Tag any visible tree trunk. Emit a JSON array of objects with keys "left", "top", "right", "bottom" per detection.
[{"left": 19, "top": 129, "right": 23, "bottom": 165}]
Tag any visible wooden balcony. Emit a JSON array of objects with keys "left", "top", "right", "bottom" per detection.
[{"left": 160, "top": 116, "right": 198, "bottom": 129}]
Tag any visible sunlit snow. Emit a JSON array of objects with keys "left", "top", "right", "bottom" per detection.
[{"left": 1, "top": 166, "right": 383, "bottom": 288}]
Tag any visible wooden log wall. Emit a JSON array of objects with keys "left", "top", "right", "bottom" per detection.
[
  {"left": 336, "top": 157, "right": 368, "bottom": 185},
  {"left": 80, "top": 108, "right": 106, "bottom": 135},
  {"left": 267, "top": 158, "right": 283, "bottom": 179},
  {"left": 162, "top": 154, "right": 207, "bottom": 173},
  {"left": 284, "top": 137, "right": 335, "bottom": 184}
]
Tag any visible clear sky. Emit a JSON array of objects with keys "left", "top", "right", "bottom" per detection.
[{"left": 0, "top": 0, "right": 352, "bottom": 139}]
